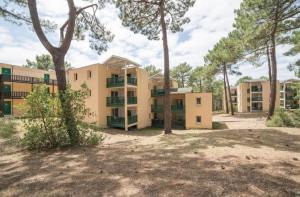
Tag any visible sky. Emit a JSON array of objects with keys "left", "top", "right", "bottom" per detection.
[{"left": 0, "top": 0, "right": 298, "bottom": 84}]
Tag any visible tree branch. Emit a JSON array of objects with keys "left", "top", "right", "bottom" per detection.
[{"left": 27, "top": 0, "right": 55, "bottom": 54}]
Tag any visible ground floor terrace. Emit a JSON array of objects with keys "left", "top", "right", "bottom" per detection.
[{"left": 1, "top": 113, "right": 300, "bottom": 196}]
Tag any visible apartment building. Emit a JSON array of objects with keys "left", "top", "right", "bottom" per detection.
[
  {"left": 233, "top": 79, "right": 281, "bottom": 113},
  {"left": 280, "top": 79, "right": 300, "bottom": 109},
  {"left": 0, "top": 56, "right": 212, "bottom": 130},
  {"left": 150, "top": 73, "right": 212, "bottom": 129},
  {"left": 0, "top": 64, "right": 58, "bottom": 116}
]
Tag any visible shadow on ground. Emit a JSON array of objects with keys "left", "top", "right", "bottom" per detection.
[
  {"left": 101, "top": 127, "right": 163, "bottom": 137},
  {"left": 1, "top": 128, "right": 300, "bottom": 196}
]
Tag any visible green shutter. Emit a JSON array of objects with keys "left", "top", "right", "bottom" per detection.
[
  {"left": 44, "top": 74, "right": 50, "bottom": 83},
  {"left": 3, "top": 101, "right": 12, "bottom": 115},
  {"left": 1, "top": 68, "right": 11, "bottom": 76},
  {"left": 3, "top": 84, "right": 11, "bottom": 93}
]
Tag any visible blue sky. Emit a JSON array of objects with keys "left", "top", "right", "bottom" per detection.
[{"left": 0, "top": 0, "right": 298, "bottom": 84}]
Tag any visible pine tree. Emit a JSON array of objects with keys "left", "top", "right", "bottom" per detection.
[
  {"left": 234, "top": 0, "right": 300, "bottom": 118},
  {"left": 115, "top": 0, "right": 195, "bottom": 134},
  {"left": 171, "top": 63, "right": 192, "bottom": 88},
  {"left": 1, "top": 0, "right": 114, "bottom": 145}
]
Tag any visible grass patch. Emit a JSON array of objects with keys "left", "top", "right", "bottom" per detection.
[
  {"left": 0, "top": 118, "right": 17, "bottom": 139},
  {"left": 267, "top": 109, "right": 300, "bottom": 128},
  {"left": 212, "top": 122, "right": 228, "bottom": 130}
]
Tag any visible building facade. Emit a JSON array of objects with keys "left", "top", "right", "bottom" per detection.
[
  {"left": 1, "top": 56, "right": 213, "bottom": 130},
  {"left": 280, "top": 79, "right": 300, "bottom": 110},
  {"left": 237, "top": 80, "right": 281, "bottom": 113},
  {"left": 0, "top": 64, "right": 58, "bottom": 116}
]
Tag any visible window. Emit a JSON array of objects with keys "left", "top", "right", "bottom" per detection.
[
  {"left": 89, "top": 90, "right": 92, "bottom": 97},
  {"left": 74, "top": 73, "right": 78, "bottom": 81},
  {"left": 196, "top": 97, "right": 201, "bottom": 105},
  {"left": 196, "top": 116, "right": 201, "bottom": 124},
  {"left": 112, "top": 108, "right": 118, "bottom": 117},
  {"left": 87, "top": 70, "right": 92, "bottom": 79}
]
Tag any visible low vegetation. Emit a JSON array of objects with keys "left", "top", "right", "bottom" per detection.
[
  {"left": 21, "top": 85, "right": 104, "bottom": 150},
  {"left": 267, "top": 109, "right": 300, "bottom": 128},
  {"left": 0, "top": 118, "right": 17, "bottom": 139}
]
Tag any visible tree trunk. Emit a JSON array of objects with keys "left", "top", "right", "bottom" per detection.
[
  {"left": 160, "top": 4, "right": 172, "bottom": 134},
  {"left": 266, "top": 45, "right": 272, "bottom": 83},
  {"left": 53, "top": 55, "right": 80, "bottom": 145},
  {"left": 223, "top": 66, "right": 229, "bottom": 114},
  {"left": 268, "top": 35, "right": 278, "bottom": 119},
  {"left": 224, "top": 65, "right": 234, "bottom": 115}
]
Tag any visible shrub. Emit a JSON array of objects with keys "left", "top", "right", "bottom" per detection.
[
  {"left": 21, "top": 84, "right": 104, "bottom": 150},
  {"left": 267, "top": 109, "right": 295, "bottom": 127},
  {"left": 0, "top": 118, "right": 17, "bottom": 139}
]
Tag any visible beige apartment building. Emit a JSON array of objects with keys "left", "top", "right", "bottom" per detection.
[
  {"left": 1, "top": 56, "right": 212, "bottom": 130},
  {"left": 237, "top": 79, "right": 280, "bottom": 112},
  {"left": 0, "top": 64, "right": 58, "bottom": 116},
  {"left": 280, "top": 79, "right": 300, "bottom": 109}
]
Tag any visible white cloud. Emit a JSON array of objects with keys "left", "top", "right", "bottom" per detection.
[{"left": 0, "top": 0, "right": 298, "bottom": 84}]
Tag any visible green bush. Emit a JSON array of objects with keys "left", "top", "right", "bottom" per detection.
[
  {"left": 21, "top": 84, "right": 104, "bottom": 150},
  {"left": 267, "top": 109, "right": 295, "bottom": 128},
  {"left": 0, "top": 118, "right": 17, "bottom": 138}
]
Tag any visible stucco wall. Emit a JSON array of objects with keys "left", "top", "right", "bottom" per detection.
[
  {"left": 185, "top": 93, "right": 212, "bottom": 129},
  {"left": 137, "top": 68, "right": 151, "bottom": 129},
  {"left": 67, "top": 64, "right": 100, "bottom": 123}
]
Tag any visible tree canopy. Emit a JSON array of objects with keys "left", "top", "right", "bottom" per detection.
[
  {"left": 171, "top": 62, "right": 192, "bottom": 88},
  {"left": 24, "top": 54, "right": 71, "bottom": 71},
  {"left": 144, "top": 65, "right": 162, "bottom": 77}
]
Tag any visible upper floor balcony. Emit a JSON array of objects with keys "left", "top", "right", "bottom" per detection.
[
  {"left": 251, "top": 86, "right": 262, "bottom": 92},
  {"left": 106, "top": 77, "right": 137, "bottom": 88},
  {"left": 151, "top": 88, "right": 177, "bottom": 97},
  {"left": 0, "top": 74, "right": 57, "bottom": 85},
  {"left": 151, "top": 104, "right": 185, "bottom": 113},
  {"left": 106, "top": 96, "right": 137, "bottom": 107}
]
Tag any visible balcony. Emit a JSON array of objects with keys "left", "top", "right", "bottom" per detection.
[
  {"left": 0, "top": 74, "right": 57, "bottom": 85},
  {"left": 252, "top": 97, "right": 263, "bottom": 102},
  {"left": 0, "top": 91, "right": 29, "bottom": 99},
  {"left": 128, "top": 115, "right": 137, "bottom": 125},
  {"left": 171, "top": 105, "right": 185, "bottom": 112},
  {"left": 151, "top": 105, "right": 164, "bottom": 112},
  {"left": 151, "top": 119, "right": 185, "bottom": 129},
  {"left": 106, "top": 77, "right": 137, "bottom": 88},
  {"left": 128, "top": 97, "right": 137, "bottom": 105},
  {"left": 107, "top": 115, "right": 137, "bottom": 128},
  {"left": 151, "top": 105, "right": 185, "bottom": 113},
  {"left": 152, "top": 119, "right": 164, "bottom": 127},
  {"left": 106, "top": 96, "right": 137, "bottom": 107},
  {"left": 151, "top": 89, "right": 165, "bottom": 97},
  {"left": 107, "top": 116, "right": 125, "bottom": 128},
  {"left": 251, "top": 86, "right": 262, "bottom": 92}
]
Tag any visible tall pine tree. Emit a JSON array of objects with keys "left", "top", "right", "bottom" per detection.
[{"left": 115, "top": 0, "right": 195, "bottom": 134}]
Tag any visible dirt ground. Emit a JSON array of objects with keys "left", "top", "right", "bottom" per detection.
[{"left": 1, "top": 113, "right": 300, "bottom": 197}]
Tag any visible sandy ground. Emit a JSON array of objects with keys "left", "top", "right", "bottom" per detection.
[{"left": 1, "top": 114, "right": 300, "bottom": 196}]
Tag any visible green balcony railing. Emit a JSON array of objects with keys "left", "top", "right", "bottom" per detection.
[
  {"left": 252, "top": 97, "right": 263, "bottom": 102},
  {"left": 151, "top": 105, "right": 164, "bottom": 112},
  {"left": 152, "top": 119, "right": 164, "bottom": 128},
  {"left": 107, "top": 97, "right": 125, "bottom": 107},
  {"left": 172, "top": 120, "right": 185, "bottom": 129},
  {"left": 171, "top": 105, "right": 185, "bottom": 112},
  {"left": 107, "top": 116, "right": 125, "bottom": 128},
  {"left": 128, "top": 115, "right": 137, "bottom": 125},
  {"left": 127, "top": 77, "right": 137, "bottom": 86},
  {"left": 106, "top": 96, "right": 137, "bottom": 106},
  {"left": 106, "top": 77, "right": 137, "bottom": 88},
  {"left": 151, "top": 119, "right": 185, "bottom": 129},
  {"left": 151, "top": 89, "right": 165, "bottom": 97},
  {"left": 106, "top": 77, "right": 124, "bottom": 88},
  {"left": 128, "top": 97, "right": 137, "bottom": 105}
]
